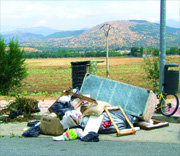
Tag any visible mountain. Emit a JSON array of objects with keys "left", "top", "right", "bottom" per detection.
[
  {"left": 20, "top": 20, "right": 180, "bottom": 50},
  {"left": 44, "top": 30, "right": 85, "bottom": 39},
  {"left": 2, "top": 26, "right": 60, "bottom": 36},
  {"left": 166, "top": 19, "right": 180, "bottom": 28},
  {"left": 3, "top": 32, "right": 44, "bottom": 43}
]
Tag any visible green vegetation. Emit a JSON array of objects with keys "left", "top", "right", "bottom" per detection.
[
  {"left": 167, "top": 47, "right": 180, "bottom": 55},
  {"left": 143, "top": 57, "right": 159, "bottom": 93},
  {"left": 0, "top": 37, "right": 28, "bottom": 95},
  {"left": 23, "top": 49, "right": 128, "bottom": 58},
  {"left": 130, "top": 46, "right": 179, "bottom": 57},
  {"left": 22, "top": 45, "right": 179, "bottom": 59},
  {"left": 0, "top": 96, "right": 39, "bottom": 117},
  {"left": 130, "top": 47, "right": 143, "bottom": 57}
]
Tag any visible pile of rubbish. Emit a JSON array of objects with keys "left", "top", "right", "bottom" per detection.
[
  {"left": 22, "top": 89, "right": 139, "bottom": 142},
  {"left": 1, "top": 74, "right": 169, "bottom": 142}
]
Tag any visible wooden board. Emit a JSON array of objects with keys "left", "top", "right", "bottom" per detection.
[
  {"left": 83, "top": 115, "right": 104, "bottom": 136},
  {"left": 135, "top": 119, "right": 169, "bottom": 130}
]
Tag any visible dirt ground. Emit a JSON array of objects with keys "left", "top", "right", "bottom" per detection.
[{"left": 25, "top": 57, "right": 144, "bottom": 67}]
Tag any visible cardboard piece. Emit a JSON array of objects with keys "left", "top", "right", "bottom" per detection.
[
  {"left": 83, "top": 115, "right": 104, "bottom": 136},
  {"left": 135, "top": 119, "right": 169, "bottom": 130}
]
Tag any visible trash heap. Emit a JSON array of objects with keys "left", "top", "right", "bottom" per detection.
[
  {"left": 22, "top": 89, "right": 138, "bottom": 142},
  {"left": 0, "top": 74, "right": 169, "bottom": 141},
  {"left": 22, "top": 74, "right": 170, "bottom": 141}
]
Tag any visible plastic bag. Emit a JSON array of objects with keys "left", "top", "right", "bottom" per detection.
[
  {"left": 99, "top": 110, "right": 135, "bottom": 133},
  {"left": 52, "top": 102, "right": 74, "bottom": 117},
  {"left": 22, "top": 125, "right": 40, "bottom": 137},
  {"left": 53, "top": 128, "right": 84, "bottom": 141},
  {"left": 80, "top": 110, "right": 135, "bottom": 134},
  {"left": 60, "top": 110, "right": 82, "bottom": 130}
]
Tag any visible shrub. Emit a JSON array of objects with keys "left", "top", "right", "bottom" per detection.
[
  {"left": 143, "top": 56, "right": 159, "bottom": 93},
  {"left": 0, "top": 37, "right": 27, "bottom": 95},
  {"left": 0, "top": 96, "right": 39, "bottom": 117}
]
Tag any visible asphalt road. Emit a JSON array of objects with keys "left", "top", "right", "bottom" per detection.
[{"left": 0, "top": 137, "right": 180, "bottom": 156}]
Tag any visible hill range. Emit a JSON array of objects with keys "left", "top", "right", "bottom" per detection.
[{"left": 3, "top": 20, "right": 180, "bottom": 50}]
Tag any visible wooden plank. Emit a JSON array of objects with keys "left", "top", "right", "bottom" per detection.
[
  {"left": 74, "top": 99, "right": 83, "bottom": 110},
  {"left": 83, "top": 115, "right": 104, "bottom": 136},
  {"left": 135, "top": 119, "right": 169, "bottom": 130},
  {"left": 105, "top": 106, "right": 136, "bottom": 136},
  {"left": 104, "top": 107, "right": 121, "bottom": 134},
  {"left": 118, "top": 105, "right": 135, "bottom": 130},
  {"left": 48, "top": 90, "right": 98, "bottom": 113}
]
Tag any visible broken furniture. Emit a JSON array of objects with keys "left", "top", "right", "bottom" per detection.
[
  {"left": 135, "top": 119, "right": 169, "bottom": 130},
  {"left": 104, "top": 106, "right": 136, "bottom": 136},
  {"left": 80, "top": 74, "right": 157, "bottom": 122},
  {"left": 48, "top": 90, "right": 98, "bottom": 119}
]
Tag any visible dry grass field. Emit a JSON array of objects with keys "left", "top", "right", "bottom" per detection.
[{"left": 0, "top": 56, "right": 179, "bottom": 100}]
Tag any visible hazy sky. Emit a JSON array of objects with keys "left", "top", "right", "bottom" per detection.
[{"left": 1, "top": 0, "right": 180, "bottom": 31}]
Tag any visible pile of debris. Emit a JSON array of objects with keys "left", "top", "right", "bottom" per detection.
[
  {"left": 1, "top": 74, "right": 169, "bottom": 141},
  {"left": 22, "top": 89, "right": 139, "bottom": 142},
  {"left": 22, "top": 87, "right": 168, "bottom": 142}
]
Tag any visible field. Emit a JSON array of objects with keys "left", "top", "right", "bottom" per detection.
[{"left": 1, "top": 56, "right": 180, "bottom": 100}]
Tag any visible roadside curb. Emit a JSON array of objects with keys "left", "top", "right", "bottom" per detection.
[{"left": 152, "top": 114, "right": 180, "bottom": 123}]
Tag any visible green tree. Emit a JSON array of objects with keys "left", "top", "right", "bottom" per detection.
[
  {"left": 145, "top": 47, "right": 153, "bottom": 55},
  {"left": 0, "top": 37, "right": 27, "bottom": 95},
  {"left": 169, "top": 47, "right": 179, "bottom": 55},
  {"left": 140, "top": 47, "right": 143, "bottom": 56},
  {"left": 131, "top": 47, "right": 139, "bottom": 56},
  {"left": 153, "top": 48, "right": 159, "bottom": 56}
]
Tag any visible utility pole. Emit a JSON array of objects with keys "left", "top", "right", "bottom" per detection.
[
  {"left": 100, "top": 24, "right": 112, "bottom": 78},
  {"left": 159, "top": 0, "right": 166, "bottom": 92}
]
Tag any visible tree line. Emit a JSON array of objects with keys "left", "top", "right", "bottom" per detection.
[
  {"left": 130, "top": 46, "right": 180, "bottom": 57},
  {"left": 23, "top": 49, "right": 129, "bottom": 58},
  {"left": 23, "top": 46, "right": 179, "bottom": 58}
]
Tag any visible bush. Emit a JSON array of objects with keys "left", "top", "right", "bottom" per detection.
[
  {"left": 143, "top": 56, "right": 159, "bottom": 93},
  {"left": 0, "top": 37, "right": 27, "bottom": 95},
  {"left": 0, "top": 96, "right": 39, "bottom": 118}
]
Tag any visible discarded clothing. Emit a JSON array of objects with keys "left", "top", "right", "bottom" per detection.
[
  {"left": 57, "top": 95, "right": 71, "bottom": 104},
  {"left": 22, "top": 125, "right": 40, "bottom": 137},
  {"left": 51, "top": 102, "right": 74, "bottom": 117},
  {"left": 9, "top": 110, "right": 22, "bottom": 119},
  {"left": 81, "top": 132, "right": 99, "bottom": 142},
  {"left": 22, "top": 121, "right": 40, "bottom": 137},
  {"left": 27, "top": 120, "right": 40, "bottom": 127},
  {"left": 34, "top": 107, "right": 40, "bottom": 113}
]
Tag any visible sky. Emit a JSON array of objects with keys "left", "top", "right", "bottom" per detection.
[{"left": 1, "top": 0, "right": 180, "bottom": 32}]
